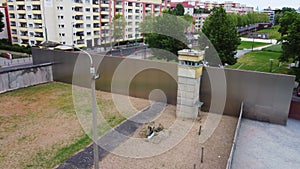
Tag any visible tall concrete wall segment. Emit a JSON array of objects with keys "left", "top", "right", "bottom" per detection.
[
  {"left": 0, "top": 63, "right": 53, "bottom": 93},
  {"left": 201, "top": 68, "right": 295, "bottom": 125},
  {"left": 32, "top": 48, "right": 295, "bottom": 124}
]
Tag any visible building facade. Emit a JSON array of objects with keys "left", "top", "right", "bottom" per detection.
[{"left": 7, "top": 0, "right": 170, "bottom": 48}]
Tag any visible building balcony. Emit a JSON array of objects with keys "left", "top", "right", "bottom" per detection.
[
  {"left": 18, "top": 10, "right": 26, "bottom": 14},
  {"left": 75, "top": 3, "right": 83, "bottom": 7},
  {"left": 116, "top": 5, "right": 122, "bottom": 9},
  {"left": 18, "top": 18, "right": 27, "bottom": 22},
  {"left": 101, "top": 18, "right": 109, "bottom": 22},
  {"left": 32, "top": 10, "right": 42, "bottom": 14},
  {"left": 19, "top": 27, "right": 28, "bottom": 31},
  {"left": 101, "top": 4, "right": 109, "bottom": 8},
  {"left": 93, "top": 4, "right": 99, "bottom": 8},
  {"left": 12, "top": 34, "right": 18, "bottom": 37},
  {"left": 101, "top": 11, "right": 109, "bottom": 15},
  {"left": 16, "top": 1, "right": 25, "bottom": 5},
  {"left": 31, "top": 1, "right": 41, "bottom": 5},
  {"left": 75, "top": 28, "right": 84, "bottom": 32},
  {"left": 34, "top": 28, "right": 43, "bottom": 32},
  {"left": 34, "top": 36, "right": 44, "bottom": 41},
  {"left": 75, "top": 11, "right": 83, "bottom": 15},
  {"left": 20, "top": 35, "right": 29, "bottom": 39},
  {"left": 33, "top": 19, "right": 43, "bottom": 24},
  {"left": 75, "top": 20, "right": 84, "bottom": 24},
  {"left": 77, "top": 43, "right": 85, "bottom": 48}
]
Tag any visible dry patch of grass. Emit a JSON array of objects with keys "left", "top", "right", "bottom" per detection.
[{"left": 0, "top": 82, "right": 149, "bottom": 169}]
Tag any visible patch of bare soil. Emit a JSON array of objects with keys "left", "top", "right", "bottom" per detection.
[
  {"left": 0, "top": 82, "right": 149, "bottom": 169},
  {"left": 98, "top": 105, "right": 238, "bottom": 169}
]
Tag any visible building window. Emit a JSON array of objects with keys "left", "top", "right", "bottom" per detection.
[
  {"left": 86, "top": 24, "right": 91, "bottom": 28},
  {"left": 86, "top": 16, "right": 91, "bottom": 20},
  {"left": 86, "top": 8, "right": 90, "bottom": 12}
]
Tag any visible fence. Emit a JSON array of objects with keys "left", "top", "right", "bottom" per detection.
[{"left": 226, "top": 102, "right": 244, "bottom": 169}]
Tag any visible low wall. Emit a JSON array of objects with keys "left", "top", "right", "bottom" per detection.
[
  {"left": 0, "top": 63, "right": 53, "bottom": 93},
  {"left": 32, "top": 48, "right": 295, "bottom": 125},
  {"left": 226, "top": 103, "right": 244, "bottom": 169},
  {"left": 289, "top": 99, "right": 300, "bottom": 120}
]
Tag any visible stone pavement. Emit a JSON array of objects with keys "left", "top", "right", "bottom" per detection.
[
  {"left": 56, "top": 102, "right": 166, "bottom": 169},
  {"left": 232, "top": 118, "right": 300, "bottom": 169}
]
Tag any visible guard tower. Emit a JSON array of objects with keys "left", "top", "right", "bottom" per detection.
[{"left": 176, "top": 49, "right": 204, "bottom": 119}]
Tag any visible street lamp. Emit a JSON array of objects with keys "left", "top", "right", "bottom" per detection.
[
  {"left": 57, "top": 44, "right": 100, "bottom": 169},
  {"left": 270, "top": 59, "right": 274, "bottom": 72},
  {"left": 104, "top": 24, "right": 108, "bottom": 51}
]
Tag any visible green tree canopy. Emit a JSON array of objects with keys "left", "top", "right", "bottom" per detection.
[
  {"left": 278, "top": 11, "right": 300, "bottom": 64},
  {"left": 174, "top": 4, "right": 184, "bottom": 16},
  {"left": 202, "top": 7, "right": 240, "bottom": 65},
  {"left": 0, "top": 12, "right": 4, "bottom": 32},
  {"left": 113, "top": 13, "right": 126, "bottom": 46},
  {"left": 227, "top": 12, "right": 269, "bottom": 27},
  {"left": 139, "top": 13, "right": 188, "bottom": 61}
]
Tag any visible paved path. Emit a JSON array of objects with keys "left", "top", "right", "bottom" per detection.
[
  {"left": 0, "top": 57, "right": 32, "bottom": 68},
  {"left": 56, "top": 102, "right": 166, "bottom": 169},
  {"left": 235, "top": 43, "right": 275, "bottom": 58},
  {"left": 232, "top": 118, "right": 300, "bottom": 169}
]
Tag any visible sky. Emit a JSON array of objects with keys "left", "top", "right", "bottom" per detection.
[{"left": 171, "top": 0, "right": 300, "bottom": 10}]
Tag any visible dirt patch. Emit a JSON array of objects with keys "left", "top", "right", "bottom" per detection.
[
  {"left": 0, "top": 82, "right": 149, "bottom": 169},
  {"left": 98, "top": 105, "right": 238, "bottom": 169}
]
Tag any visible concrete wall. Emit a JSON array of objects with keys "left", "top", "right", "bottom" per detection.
[
  {"left": 32, "top": 48, "right": 295, "bottom": 125},
  {"left": 0, "top": 63, "right": 53, "bottom": 93}
]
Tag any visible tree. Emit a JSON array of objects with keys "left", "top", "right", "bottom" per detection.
[
  {"left": 140, "top": 13, "right": 188, "bottom": 61},
  {"left": 0, "top": 12, "right": 4, "bottom": 32},
  {"left": 202, "top": 7, "right": 240, "bottom": 65},
  {"left": 113, "top": 13, "right": 126, "bottom": 46},
  {"left": 174, "top": 4, "right": 184, "bottom": 16},
  {"left": 194, "top": 8, "right": 210, "bottom": 14},
  {"left": 275, "top": 7, "right": 296, "bottom": 25},
  {"left": 278, "top": 12, "right": 300, "bottom": 65}
]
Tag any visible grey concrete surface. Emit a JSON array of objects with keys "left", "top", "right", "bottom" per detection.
[
  {"left": 56, "top": 102, "right": 166, "bottom": 169},
  {"left": 232, "top": 118, "right": 300, "bottom": 169},
  {"left": 0, "top": 63, "right": 53, "bottom": 93}
]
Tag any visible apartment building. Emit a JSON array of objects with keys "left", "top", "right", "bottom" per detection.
[
  {"left": 0, "top": 5, "right": 10, "bottom": 40},
  {"left": 262, "top": 8, "right": 275, "bottom": 23},
  {"left": 194, "top": 13, "right": 209, "bottom": 31},
  {"left": 100, "top": 0, "right": 170, "bottom": 43},
  {"left": 7, "top": 0, "right": 170, "bottom": 48},
  {"left": 7, "top": 0, "right": 102, "bottom": 48}
]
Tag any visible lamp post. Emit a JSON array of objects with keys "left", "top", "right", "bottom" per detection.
[
  {"left": 60, "top": 44, "right": 100, "bottom": 169},
  {"left": 104, "top": 23, "right": 108, "bottom": 51},
  {"left": 270, "top": 59, "right": 274, "bottom": 72}
]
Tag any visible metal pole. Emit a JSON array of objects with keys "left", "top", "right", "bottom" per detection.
[
  {"left": 63, "top": 45, "right": 99, "bottom": 169},
  {"left": 91, "top": 66, "right": 99, "bottom": 169},
  {"left": 104, "top": 28, "right": 107, "bottom": 51},
  {"left": 270, "top": 59, "right": 273, "bottom": 72}
]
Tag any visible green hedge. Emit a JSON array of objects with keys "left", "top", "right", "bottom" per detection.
[{"left": 0, "top": 39, "right": 31, "bottom": 54}]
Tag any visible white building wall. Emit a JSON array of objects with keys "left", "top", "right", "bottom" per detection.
[{"left": 0, "top": 7, "right": 8, "bottom": 39}]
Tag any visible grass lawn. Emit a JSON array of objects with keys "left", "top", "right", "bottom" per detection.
[
  {"left": 227, "top": 51, "right": 289, "bottom": 74},
  {"left": 262, "top": 44, "right": 282, "bottom": 53},
  {"left": 258, "top": 25, "right": 281, "bottom": 40},
  {"left": 238, "top": 41, "right": 270, "bottom": 50},
  {"left": 0, "top": 82, "right": 149, "bottom": 169}
]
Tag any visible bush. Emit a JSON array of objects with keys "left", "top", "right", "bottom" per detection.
[{"left": 0, "top": 39, "right": 31, "bottom": 54}]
